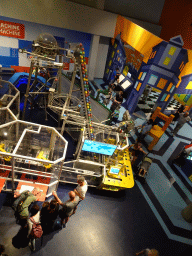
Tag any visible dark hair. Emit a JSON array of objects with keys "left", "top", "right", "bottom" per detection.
[
  {"left": 148, "top": 119, "right": 153, "bottom": 124},
  {"left": 48, "top": 199, "right": 58, "bottom": 214},
  {"left": 0, "top": 245, "right": 5, "bottom": 254},
  {"left": 30, "top": 204, "right": 40, "bottom": 217},
  {"left": 50, "top": 199, "right": 58, "bottom": 210},
  {"left": 42, "top": 201, "right": 49, "bottom": 208}
]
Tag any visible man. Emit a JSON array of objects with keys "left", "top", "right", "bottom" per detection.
[
  {"left": 74, "top": 175, "right": 88, "bottom": 200},
  {"left": 110, "top": 91, "right": 123, "bottom": 112},
  {"left": 52, "top": 191, "right": 79, "bottom": 227},
  {"left": 171, "top": 111, "right": 191, "bottom": 136},
  {"left": 128, "top": 140, "right": 147, "bottom": 165},
  {"left": 110, "top": 67, "right": 119, "bottom": 84},
  {"left": 13, "top": 188, "right": 42, "bottom": 225},
  {"left": 137, "top": 119, "right": 157, "bottom": 141},
  {"left": 173, "top": 140, "right": 192, "bottom": 167}
]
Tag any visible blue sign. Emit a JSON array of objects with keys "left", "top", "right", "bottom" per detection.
[{"left": 82, "top": 140, "right": 117, "bottom": 156}]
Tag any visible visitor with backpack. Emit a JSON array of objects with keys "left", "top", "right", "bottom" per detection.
[
  {"left": 12, "top": 188, "right": 42, "bottom": 226},
  {"left": 27, "top": 204, "right": 43, "bottom": 251}
]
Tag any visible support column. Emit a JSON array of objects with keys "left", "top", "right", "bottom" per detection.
[{"left": 88, "top": 35, "right": 100, "bottom": 81}]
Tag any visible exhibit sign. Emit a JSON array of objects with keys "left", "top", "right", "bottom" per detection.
[
  {"left": 0, "top": 20, "right": 25, "bottom": 39},
  {"left": 82, "top": 140, "right": 117, "bottom": 156}
]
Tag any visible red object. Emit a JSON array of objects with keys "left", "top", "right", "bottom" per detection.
[
  {"left": 0, "top": 20, "right": 25, "bottom": 39},
  {"left": 29, "top": 218, "right": 43, "bottom": 238},
  {"left": 63, "top": 62, "right": 69, "bottom": 70},
  {"left": 82, "top": 48, "right": 84, "bottom": 51},
  {"left": 79, "top": 43, "right": 82, "bottom": 47},
  {"left": 11, "top": 66, "right": 30, "bottom": 73}
]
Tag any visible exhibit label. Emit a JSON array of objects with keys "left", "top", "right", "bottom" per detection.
[{"left": 0, "top": 20, "right": 25, "bottom": 39}]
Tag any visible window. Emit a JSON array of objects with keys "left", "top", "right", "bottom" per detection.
[
  {"left": 134, "top": 81, "right": 139, "bottom": 89},
  {"left": 183, "top": 94, "right": 191, "bottom": 103},
  {"left": 136, "top": 82, "right": 142, "bottom": 91},
  {"left": 148, "top": 74, "right": 158, "bottom": 85},
  {"left": 114, "top": 43, "right": 117, "bottom": 49},
  {"left": 168, "top": 47, "right": 176, "bottom": 56},
  {"left": 179, "top": 61, "right": 185, "bottom": 72},
  {"left": 157, "top": 78, "right": 167, "bottom": 89},
  {"left": 163, "top": 57, "right": 171, "bottom": 65},
  {"left": 106, "top": 69, "right": 109, "bottom": 74},
  {"left": 138, "top": 72, "right": 143, "bottom": 80},
  {"left": 161, "top": 93, "right": 167, "bottom": 101},
  {"left": 185, "top": 81, "right": 192, "bottom": 90},
  {"left": 140, "top": 72, "right": 147, "bottom": 81},
  {"left": 170, "top": 85, "right": 175, "bottom": 93},
  {"left": 109, "top": 60, "right": 112, "bottom": 67},
  {"left": 165, "top": 94, "right": 170, "bottom": 102},
  {"left": 166, "top": 83, "right": 173, "bottom": 92},
  {"left": 111, "top": 51, "right": 115, "bottom": 58}
]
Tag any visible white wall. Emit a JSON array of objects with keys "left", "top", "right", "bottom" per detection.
[
  {"left": 94, "top": 36, "right": 110, "bottom": 78},
  {"left": 0, "top": 0, "right": 117, "bottom": 38}
]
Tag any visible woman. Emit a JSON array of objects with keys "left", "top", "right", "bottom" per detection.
[
  {"left": 41, "top": 199, "right": 59, "bottom": 233},
  {"left": 27, "top": 204, "right": 41, "bottom": 251}
]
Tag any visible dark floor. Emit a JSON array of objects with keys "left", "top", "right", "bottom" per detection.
[{"left": 0, "top": 182, "right": 191, "bottom": 256}]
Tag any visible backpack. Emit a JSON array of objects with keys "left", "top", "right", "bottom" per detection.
[
  {"left": 12, "top": 191, "right": 30, "bottom": 212},
  {"left": 29, "top": 217, "right": 43, "bottom": 239}
]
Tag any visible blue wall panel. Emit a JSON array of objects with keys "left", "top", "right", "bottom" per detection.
[
  {"left": 0, "top": 47, "right": 10, "bottom": 57},
  {"left": 0, "top": 56, "right": 18, "bottom": 67}
]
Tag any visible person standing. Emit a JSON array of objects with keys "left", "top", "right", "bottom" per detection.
[
  {"left": 172, "top": 105, "right": 185, "bottom": 122},
  {"left": 110, "top": 91, "right": 123, "bottom": 113},
  {"left": 74, "top": 175, "right": 88, "bottom": 200},
  {"left": 52, "top": 191, "right": 79, "bottom": 227},
  {"left": 27, "top": 204, "right": 41, "bottom": 252},
  {"left": 13, "top": 188, "right": 42, "bottom": 226},
  {"left": 137, "top": 119, "right": 157, "bottom": 141},
  {"left": 171, "top": 112, "right": 191, "bottom": 136}
]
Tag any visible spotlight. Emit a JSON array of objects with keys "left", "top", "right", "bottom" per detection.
[{"left": 3, "top": 132, "right": 7, "bottom": 136}]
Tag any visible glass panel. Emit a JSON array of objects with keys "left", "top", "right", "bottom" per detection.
[
  {"left": 170, "top": 85, "right": 175, "bottom": 93},
  {"left": 148, "top": 74, "right": 158, "bottom": 85},
  {"left": 161, "top": 93, "right": 167, "bottom": 101},
  {"left": 140, "top": 72, "right": 147, "bottom": 81},
  {"left": 134, "top": 81, "right": 139, "bottom": 89}
]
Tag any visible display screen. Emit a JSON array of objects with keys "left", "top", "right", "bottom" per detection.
[
  {"left": 187, "top": 152, "right": 192, "bottom": 161},
  {"left": 109, "top": 167, "right": 120, "bottom": 175},
  {"left": 119, "top": 74, "right": 125, "bottom": 83},
  {"left": 120, "top": 80, "right": 132, "bottom": 90},
  {"left": 82, "top": 140, "right": 117, "bottom": 156}
]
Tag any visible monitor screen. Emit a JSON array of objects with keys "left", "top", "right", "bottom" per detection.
[
  {"left": 109, "top": 167, "right": 120, "bottom": 175},
  {"left": 119, "top": 74, "right": 125, "bottom": 83},
  {"left": 120, "top": 80, "right": 132, "bottom": 90},
  {"left": 82, "top": 140, "right": 117, "bottom": 156},
  {"left": 187, "top": 152, "right": 192, "bottom": 161}
]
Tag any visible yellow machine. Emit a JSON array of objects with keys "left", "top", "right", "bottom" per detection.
[
  {"left": 37, "top": 151, "right": 52, "bottom": 169},
  {"left": 99, "top": 146, "right": 134, "bottom": 191},
  {"left": 0, "top": 143, "right": 12, "bottom": 161}
]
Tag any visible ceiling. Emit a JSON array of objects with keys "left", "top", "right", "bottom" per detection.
[{"left": 67, "top": 0, "right": 166, "bottom": 25}]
